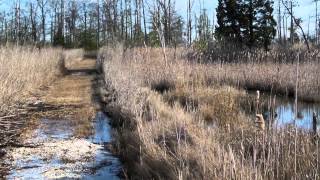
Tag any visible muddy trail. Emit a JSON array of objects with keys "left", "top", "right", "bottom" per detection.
[{"left": 0, "top": 58, "right": 121, "bottom": 179}]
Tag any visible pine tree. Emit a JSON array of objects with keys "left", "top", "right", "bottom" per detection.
[
  {"left": 256, "top": 0, "right": 277, "bottom": 50},
  {"left": 216, "top": 0, "right": 276, "bottom": 50},
  {"left": 242, "top": 0, "right": 258, "bottom": 48},
  {"left": 215, "top": 0, "right": 226, "bottom": 40},
  {"left": 242, "top": 0, "right": 276, "bottom": 49},
  {"left": 215, "top": 0, "right": 243, "bottom": 43}
]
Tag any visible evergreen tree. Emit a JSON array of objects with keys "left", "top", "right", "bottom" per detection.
[
  {"left": 216, "top": 0, "right": 276, "bottom": 50},
  {"left": 242, "top": 0, "right": 257, "bottom": 48},
  {"left": 242, "top": 0, "right": 276, "bottom": 49},
  {"left": 256, "top": 0, "right": 277, "bottom": 50},
  {"left": 215, "top": 0, "right": 243, "bottom": 43}
]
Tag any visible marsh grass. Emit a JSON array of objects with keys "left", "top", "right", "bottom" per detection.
[
  {"left": 0, "top": 46, "right": 84, "bottom": 115},
  {"left": 0, "top": 46, "right": 62, "bottom": 114},
  {"left": 204, "top": 62, "right": 320, "bottom": 102},
  {"left": 63, "top": 48, "right": 84, "bottom": 69},
  {"left": 101, "top": 46, "right": 319, "bottom": 179},
  {"left": 193, "top": 44, "right": 320, "bottom": 102}
]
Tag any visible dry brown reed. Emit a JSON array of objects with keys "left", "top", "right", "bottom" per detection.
[
  {"left": 63, "top": 49, "right": 84, "bottom": 68},
  {"left": 0, "top": 46, "right": 83, "bottom": 115},
  {"left": 202, "top": 62, "right": 320, "bottom": 102},
  {"left": 193, "top": 44, "right": 320, "bottom": 102},
  {"left": 101, "top": 45, "right": 320, "bottom": 179}
]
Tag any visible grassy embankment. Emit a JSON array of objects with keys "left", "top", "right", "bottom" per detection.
[
  {"left": 0, "top": 46, "right": 83, "bottom": 115},
  {"left": 100, "top": 46, "right": 319, "bottom": 179}
]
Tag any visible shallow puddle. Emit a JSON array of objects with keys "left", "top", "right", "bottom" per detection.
[
  {"left": 275, "top": 100, "right": 320, "bottom": 130},
  {"left": 6, "top": 112, "right": 121, "bottom": 179},
  {"left": 249, "top": 92, "right": 320, "bottom": 131},
  {"left": 34, "top": 119, "right": 74, "bottom": 141}
]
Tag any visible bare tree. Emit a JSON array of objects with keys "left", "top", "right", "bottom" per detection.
[
  {"left": 187, "top": 0, "right": 194, "bottom": 45},
  {"left": 277, "top": 0, "right": 282, "bottom": 43},
  {"left": 142, "top": 0, "right": 147, "bottom": 43},
  {"left": 282, "top": 0, "right": 310, "bottom": 52},
  {"left": 314, "top": 0, "right": 319, "bottom": 44},
  {"left": 14, "top": 0, "right": 21, "bottom": 44},
  {"left": 37, "top": 0, "right": 47, "bottom": 45},
  {"left": 30, "top": 2, "right": 37, "bottom": 43},
  {"left": 97, "top": 0, "right": 100, "bottom": 47}
]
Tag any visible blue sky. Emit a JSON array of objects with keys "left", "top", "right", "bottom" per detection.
[{"left": 0, "top": 0, "right": 318, "bottom": 36}]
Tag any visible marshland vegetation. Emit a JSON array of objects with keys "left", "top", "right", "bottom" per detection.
[
  {"left": 100, "top": 46, "right": 320, "bottom": 179},
  {"left": 0, "top": 0, "right": 320, "bottom": 179},
  {"left": 193, "top": 45, "right": 320, "bottom": 102},
  {"left": 0, "top": 46, "right": 83, "bottom": 115}
]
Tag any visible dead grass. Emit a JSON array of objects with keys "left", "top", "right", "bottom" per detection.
[
  {"left": 101, "top": 46, "right": 319, "bottom": 179},
  {"left": 204, "top": 62, "right": 320, "bottom": 102},
  {"left": 0, "top": 46, "right": 87, "bottom": 115},
  {"left": 192, "top": 44, "right": 320, "bottom": 102},
  {"left": 63, "top": 49, "right": 84, "bottom": 69},
  {"left": 0, "top": 46, "right": 63, "bottom": 114}
]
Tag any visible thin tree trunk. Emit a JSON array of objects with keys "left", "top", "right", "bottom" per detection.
[
  {"left": 282, "top": 0, "right": 310, "bottom": 52},
  {"left": 38, "top": 0, "right": 47, "bottom": 45},
  {"left": 142, "top": 0, "right": 147, "bottom": 43},
  {"left": 97, "top": 0, "right": 100, "bottom": 47}
]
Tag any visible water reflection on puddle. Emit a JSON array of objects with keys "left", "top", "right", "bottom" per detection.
[
  {"left": 35, "top": 119, "right": 74, "bottom": 141},
  {"left": 7, "top": 112, "right": 121, "bottom": 179},
  {"left": 250, "top": 92, "right": 320, "bottom": 131},
  {"left": 275, "top": 101, "right": 320, "bottom": 130},
  {"left": 84, "top": 112, "right": 121, "bottom": 180},
  {"left": 90, "top": 112, "right": 112, "bottom": 144}
]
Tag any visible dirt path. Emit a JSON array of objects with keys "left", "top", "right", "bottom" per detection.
[{"left": 2, "top": 58, "right": 121, "bottom": 179}]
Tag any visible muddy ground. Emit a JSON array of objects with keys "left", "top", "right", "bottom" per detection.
[{"left": 0, "top": 58, "right": 121, "bottom": 179}]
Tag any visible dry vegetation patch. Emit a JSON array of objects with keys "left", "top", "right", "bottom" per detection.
[
  {"left": 0, "top": 46, "right": 63, "bottom": 114},
  {"left": 205, "top": 62, "right": 320, "bottom": 102},
  {"left": 0, "top": 46, "right": 85, "bottom": 115},
  {"left": 0, "top": 47, "right": 89, "bottom": 149},
  {"left": 63, "top": 48, "right": 84, "bottom": 68},
  {"left": 101, "top": 46, "right": 320, "bottom": 179}
]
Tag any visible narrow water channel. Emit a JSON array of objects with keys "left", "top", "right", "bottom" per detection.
[
  {"left": 84, "top": 112, "right": 121, "bottom": 180},
  {"left": 6, "top": 111, "right": 121, "bottom": 179}
]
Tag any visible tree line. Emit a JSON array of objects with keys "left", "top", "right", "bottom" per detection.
[
  {"left": 0, "top": 0, "right": 185, "bottom": 50},
  {"left": 0, "top": 0, "right": 317, "bottom": 50}
]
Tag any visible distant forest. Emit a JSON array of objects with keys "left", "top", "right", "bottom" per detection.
[{"left": 0, "top": 0, "right": 318, "bottom": 50}]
